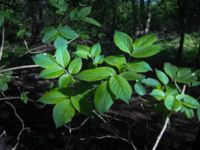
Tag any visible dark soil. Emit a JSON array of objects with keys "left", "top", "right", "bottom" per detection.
[{"left": 0, "top": 70, "right": 200, "bottom": 150}]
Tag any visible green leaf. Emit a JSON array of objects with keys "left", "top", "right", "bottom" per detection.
[
  {"left": 38, "top": 90, "right": 68, "bottom": 104},
  {"left": 134, "top": 34, "right": 157, "bottom": 48},
  {"left": 176, "top": 94, "right": 200, "bottom": 109},
  {"left": 74, "top": 50, "right": 89, "bottom": 59},
  {"left": 78, "top": 67, "right": 116, "bottom": 82},
  {"left": 69, "top": 8, "right": 78, "bottom": 20},
  {"left": 131, "top": 45, "right": 161, "bottom": 58},
  {"left": 164, "top": 95, "right": 175, "bottom": 110},
  {"left": 114, "top": 31, "right": 133, "bottom": 54},
  {"left": 20, "top": 91, "right": 29, "bottom": 104},
  {"left": 151, "top": 89, "right": 165, "bottom": 101},
  {"left": 94, "top": 82, "right": 113, "bottom": 113},
  {"left": 183, "top": 107, "right": 194, "bottom": 119},
  {"left": 0, "top": 83, "right": 8, "bottom": 91},
  {"left": 81, "top": 17, "right": 101, "bottom": 27},
  {"left": 40, "top": 66, "right": 64, "bottom": 79},
  {"left": 55, "top": 48, "right": 70, "bottom": 67},
  {"left": 176, "top": 68, "right": 196, "bottom": 84},
  {"left": 93, "top": 55, "right": 104, "bottom": 65},
  {"left": 53, "top": 100, "right": 75, "bottom": 128},
  {"left": 49, "top": 0, "right": 68, "bottom": 14},
  {"left": 77, "top": 45, "right": 90, "bottom": 52},
  {"left": 90, "top": 43, "right": 101, "bottom": 57},
  {"left": 142, "top": 78, "right": 160, "bottom": 87},
  {"left": 58, "top": 74, "right": 75, "bottom": 88},
  {"left": 164, "top": 63, "right": 178, "bottom": 80},
  {"left": 165, "top": 87, "right": 179, "bottom": 96},
  {"left": 172, "top": 100, "right": 182, "bottom": 112},
  {"left": 105, "top": 56, "right": 126, "bottom": 71},
  {"left": 42, "top": 28, "right": 58, "bottom": 43},
  {"left": 156, "top": 69, "right": 169, "bottom": 85},
  {"left": 54, "top": 36, "right": 68, "bottom": 50},
  {"left": 68, "top": 57, "right": 82, "bottom": 74},
  {"left": 109, "top": 75, "right": 132, "bottom": 103},
  {"left": 57, "top": 26, "right": 78, "bottom": 40},
  {"left": 78, "top": 7, "right": 91, "bottom": 18},
  {"left": 134, "top": 83, "right": 146, "bottom": 96},
  {"left": 120, "top": 71, "right": 144, "bottom": 81},
  {"left": 197, "top": 107, "right": 200, "bottom": 121},
  {"left": 127, "top": 61, "right": 152, "bottom": 73},
  {"left": 33, "top": 53, "right": 58, "bottom": 68},
  {"left": 71, "top": 90, "right": 93, "bottom": 116},
  {"left": 74, "top": 45, "right": 90, "bottom": 59}
]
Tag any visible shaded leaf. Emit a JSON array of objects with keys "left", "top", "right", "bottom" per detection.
[
  {"left": 94, "top": 82, "right": 113, "bottom": 113},
  {"left": 53, "top": 100, "right": 75, "bottom": 128},
  {"left": 109, "top": 75, "right": 132, "bottom": 103},
  {"left": 38, "top": 90, "right": 68, "bottom": 104}
]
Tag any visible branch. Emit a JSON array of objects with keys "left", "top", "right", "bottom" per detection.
[
  {"left": 64, "top": 117, "right": 90, "bottom": 149},
  {"left": 92, "top": 110, "right": 138, "bottom": 150},
  {"left": 152, "top": 117, "right": 170, "bottom": 150},
  {"left": 152, "top": 84, "right": 186, "bottom": 150},
  {"left": 80, "top": 135, "right": 130, "bottom": 143},
  {"left": 64, "top": 117, "right": 90, "bottom": 131},
  {"left": 174, "top": 81, "right": 182, "bottom": 93},
  {"left": 0, "top": 130, "right": 7, "bottom": 138},
  {"left": 0, "top": 96, "right": 21, "bottom": 102},
  {"left": 26, "top": 44, "right": 54, "bottom": 54},
  {"left": 181, "top": 85, "right": 186, "bottom": 94},
  {"left": 0, "top": 28, "right": 5, "bottom": 61},
  {"left": 6, "top": 101, "right": 29, "bottom": 150},
  {"left": 0, "top": 65, "right": 39, "bottom": 73}
]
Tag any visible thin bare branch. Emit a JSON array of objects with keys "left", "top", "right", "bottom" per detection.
[
  {"left": 92, "top": 110, "right": 138, "bottom": 150},
  {"left": 6, "top": 101, "right": 29, "bottom": 150},
  {"left": 0, "top": 65, "right": 39, "bottom": 73},
  {"left": 152, "top": 117, "right": 170, "bottom": 150},
  {"left": 0, "top": 97, "right": 21, "bottom": 102},
  {"left": 64, "top": 117, "right": 90, "bottom": 131},
  {"left": 80, "top": 135, "right": 129, "bottom": 143},
  {"left": 0, "top": 130, "right": 7, "bottom": 138},
  {"left": 174, "top": 81, "right": 182, "bottom": 93},
  {"left": 0, "top": 28, "right": 5, "bottom": 60}
]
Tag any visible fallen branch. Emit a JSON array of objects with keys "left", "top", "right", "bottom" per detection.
[
  {"left": 80, "top": 134, "right": 127, "bottom": 141},
  {"left": 92, "top": 110, "right": 138, "bottom": 150},
  {"left": 64, "top": 117, "right": 90, "bottom": 131},
  {"left": 0, "top": 65, "right": 39, "bottom": 73},
  {"left": 64, "top": 117, "right": 90, "bottom": 150},
  {"left": 0, "top": 97, "right": 21, "bottom": 102},
  {"left": 6, "top": 101, "right": 29, "bottom": 150}
]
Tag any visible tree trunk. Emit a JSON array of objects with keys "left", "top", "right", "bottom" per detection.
[
  {"left": 177, "top": 0, "right": 185, "bottom": 63},
  {"left": 132, "top": 0, "right": 137, "bottom": 38},
  {"left": 196, "top": 42, "right": 200, "bottom": 66},
  {"left": 139, "top": 0, "right": 145, "bottom": 35},
  {"left": 144, "top": 0, "right": 151, "bottom": 34}
]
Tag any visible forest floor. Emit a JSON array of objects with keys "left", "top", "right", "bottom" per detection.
[{"left": 0, "top": 89, "right": 199, "bottom": 150}]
